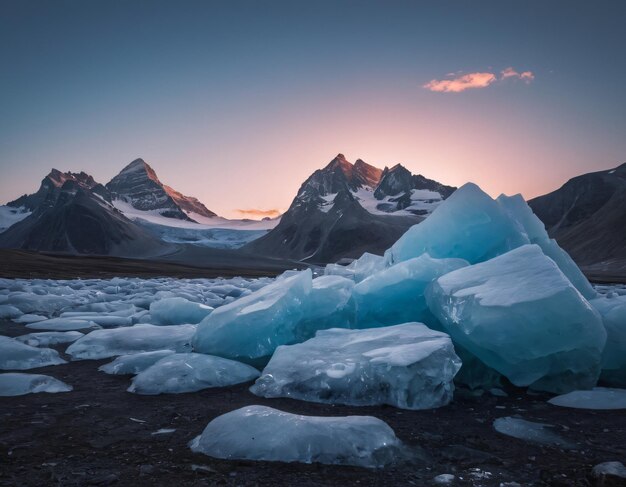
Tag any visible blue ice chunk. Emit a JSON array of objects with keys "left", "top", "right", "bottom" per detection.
[{"left": 426, "top": 244, "right": 606, "bottom": 393}]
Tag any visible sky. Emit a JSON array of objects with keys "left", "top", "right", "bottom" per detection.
[{"left": 1, "top": 1, "right": 625, "bottom": 218}]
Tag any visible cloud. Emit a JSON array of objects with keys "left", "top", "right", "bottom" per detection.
[
  {"left": 501, "top": 67, "right": 535, "bottom": 82},
  {"left": 423, "top": 72, "right": 497, "bottom": 93},
  {"left": 235, "top": 208, "right": 282, "bottom": 219},
  {"left": 424, "top": 67, "right": 534, "bottom": 93}
]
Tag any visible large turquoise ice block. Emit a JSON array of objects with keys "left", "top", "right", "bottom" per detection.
[
  {"left": 497, "top": 193, "right": 596, "bottom": 299},
  {"left": 192, "top": 270, "right": 313, "bottom": 364},
  {"left": 353, "top": 254, "right": 468, "bottom": 328},
  {"left": 385, "top": 183, "right": 528, "bottom": 266},
  {"left": 426, "top": 244, "right": 606, "bottom": 393},
  {"left": 250, "top": 323, "right": 461, "bottom": 410}
]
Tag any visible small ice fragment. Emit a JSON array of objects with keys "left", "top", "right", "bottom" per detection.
[
  {"left": 433, "top": 474, "right": 455, "bottom": 484},
  {"left": 128, "top": 353, "right": 259, "bottom": 395},
  {"left": 15, "top": 331, "right": 83, "bottom": 347},
  {"left": 150, "top": 297, "right": 213, "bottom": 325},
  {"left": 493, "top": 417, "right": 573, "bottom": 448},
  {"left": 26, "top": 318, "right": 98, "bottom": 331},
  {"left": 0, "top": 373, "right": 72, "bottom": 396},
  {"left": 548, "top": 387, "right": 626, "bottom": 410},
  {"left": 98, "top": 350, "right": 176, "bottom": 375},
  {"left": 130, "top": 417, "right": 147, "bottom": 423},
  {"left": 152, "top": 428, "right": 176, "bottom": 435},
  {"left": 0, "top": 336, "right": 66, "bottom": 370}
]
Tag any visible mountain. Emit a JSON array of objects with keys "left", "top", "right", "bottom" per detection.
[
  {"left": 0, "top": 176, "right": 170, "bottom": 257},
  {"left": 8, "top": 169, "right": 110, "bottom": 211},
  {"left": 106, "top": 158, "right": 217, "bottom": 221},
  {"left": 528, "top": 162, "right": 626, "bottom": 273},
  {"left": 245, "top": 154, "right": 456, "bottom": 262}
]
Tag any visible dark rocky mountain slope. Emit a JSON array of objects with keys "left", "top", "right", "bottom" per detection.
[
  {"left": 529, "top": 162, "right": 626, "bottom": 273},
  {"left": 245, "top": 154, "right": 456, "bottom": 263}
]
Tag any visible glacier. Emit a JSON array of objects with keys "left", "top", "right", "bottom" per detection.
[
  {"left": 128, "top": 353, "right": 260, "bottom": 394},
  {"left": 0, "top": 373, "right": 72, "bottom": 397},
  {"left": 66, "top": 324, "right": 196, "bottom": 360},
  {"left": 0, "top": 336, "right": 67, "bottom": 370},
  {"left": 190, "top": 405, "right": 403, "bottom": 468},
  {"left": 250, "top": 323, "right": 461, "bottom": 410},
  {"left": 426, "top": 244, "right": 606, "bottom": 393}
]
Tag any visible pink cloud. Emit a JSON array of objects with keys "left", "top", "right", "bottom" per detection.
[
  {"left": 235, "top": 208, "right": 282, "bottom": 218},
  {"left": 501, "top": 67, "right": 535, "bottom": 83},
  {"left": 424, "top": 67, "right": 535, "bottom": 93},
  {"left": 423, "top": 72, "right": 497, "bottom": 93}
]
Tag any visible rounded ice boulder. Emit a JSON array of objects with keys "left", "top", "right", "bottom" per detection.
[
  {"left": 128, "top": 353, "right": 260, "bottom": 395},
  {"left": 190, "top": 405, "right": 403, "bottom": 468}
]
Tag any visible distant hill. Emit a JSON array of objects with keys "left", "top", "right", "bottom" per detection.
[{"left": 529, "top": 162, "right": 626, "bottom": 275}]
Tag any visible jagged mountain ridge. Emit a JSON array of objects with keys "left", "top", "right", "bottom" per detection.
[
  {"left": 245, "top": 154, "right": 456, "bottom": 262},
  {"left": 1, "top": 159, "right": 220, "bottom": 256},
  {"left": 106, "top": 158, "right": 217, "bottom": 221},
  {"left": 529, "top": 162, "right": 626, "bottom": 272},
  {"left": 0, "top": 178, "right": 170, "bottom": 257}
]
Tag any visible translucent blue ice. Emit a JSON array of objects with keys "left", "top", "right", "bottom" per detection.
[
  {"left": 251, "top": 323, "right": 461, "bottom": 410},
  {"left": 190, "top": 405, "right": 403, "bottom": 468},
  {"left": 426, "top": 244, "right": 606, "bottom": 393}
]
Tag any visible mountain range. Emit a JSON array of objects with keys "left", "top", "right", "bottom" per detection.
[{"left": 0, "top": 155, "right": 624, "bottom": 275}]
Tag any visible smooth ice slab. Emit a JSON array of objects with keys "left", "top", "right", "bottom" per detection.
[
  {"left": 548, "top": 387, "right": 626, "bottom": 410},
  {"left": 493, "top": 417, "right": 573, "bottom": 448},
  {"left": 66, "top": 324, "right": 196, "bottom": 360},
  {"left": 385, "top": 183, "right": 527, "bottom": 266},
  {"left": 26, "top": 318, "right": 98, "bottom": 331},
  {"left": 353, "top": 254, "right": 467, "bottom": 328},
  {"left": 15, "top": 331, "right": 83, "bottom": 347},
  {"left": 192, "top": 270, "right": 312, "bottom": 364},
  {"left": 190, "top": 405, "right": 403, "bottom": 468},
  {"left": 128, "top": 353, "right": 260, "bottom": 394},
  {"left": 251, "top": 323, "right": 461, "bottom": 410},
  {"left": 0, "top": 336, "right": 66, "bottom": 370},
  {"left": 98, "top": 350, "right": 176, "bottom": 375},
  {"left": 150, "top": 297, "right": 213, "bottom": 325},
  {"left": 0, "top": 373, "right": 72, "bottom": 396},
  {"left": 426, "top": 245, "right": 606, "bottom": 393}
]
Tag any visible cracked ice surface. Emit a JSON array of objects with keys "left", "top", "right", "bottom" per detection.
[{"left": 251, "top": 323, "right": 461, "bottom": 410}]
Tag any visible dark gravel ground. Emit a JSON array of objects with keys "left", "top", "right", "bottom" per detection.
[{"left": 1, "top": 319, "right": 625, "bottom": 487}]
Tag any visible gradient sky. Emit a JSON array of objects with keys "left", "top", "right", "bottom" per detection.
[{"left": 1, "top": 0, "right": 625, "bottom": 218}]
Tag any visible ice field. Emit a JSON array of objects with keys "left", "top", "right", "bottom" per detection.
[{"left": 1, "top": 183, "right": 625, "bottom": 467}]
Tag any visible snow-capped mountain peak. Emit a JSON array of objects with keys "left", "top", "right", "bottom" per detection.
[{"left": 106, "top": 158, "right": 217, "bottom": 221}]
